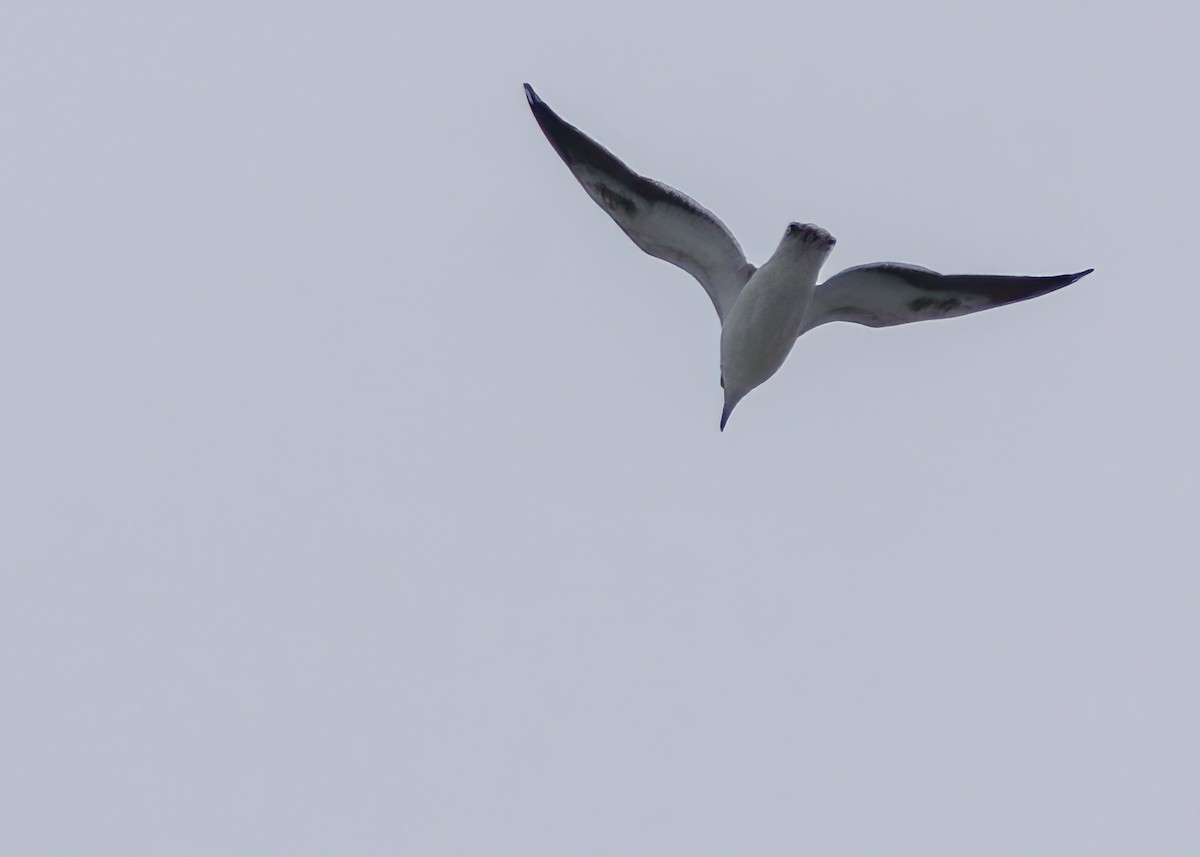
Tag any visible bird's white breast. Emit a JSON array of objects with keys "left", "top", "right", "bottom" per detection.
[{"left": 720, "top": 256, "right": 819, "bottom": 393}]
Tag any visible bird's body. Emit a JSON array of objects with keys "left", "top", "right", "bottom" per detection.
[
  {"left": 720, "top": 225, "right": 834, "bottom": 427},
  {"left": 523, "top": 84, "right": 1092, "bottom": 430}
]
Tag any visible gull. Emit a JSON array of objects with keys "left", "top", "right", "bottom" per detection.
[{"left": 524, "top": 84, "right": 1092, "bottom": 431}]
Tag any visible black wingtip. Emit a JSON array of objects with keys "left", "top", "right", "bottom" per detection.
[
  {"left": 523, "top": 83, "right": 577, "bottom": 166},
  {"left": 1025, "top": 267, "right": 1095, "bottom": 301},
  {"left": 521, "top": 83, "right": 646, "bottom": 190}
]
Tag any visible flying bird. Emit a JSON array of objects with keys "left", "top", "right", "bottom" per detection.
[{"left": 524, "top": 83, "right": 1092, "bottom": 431}]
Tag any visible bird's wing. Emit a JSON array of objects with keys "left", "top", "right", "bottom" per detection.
[
  {"left": 525, "top": 84, "right": 755, "bottom": 323},
  {"left": 802, "top": 263, "right": 1092, "bottom": 332}
]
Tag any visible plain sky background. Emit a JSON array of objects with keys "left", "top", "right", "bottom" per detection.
[{"left": 2, "top": 2, "right": 1198, "bottom": 855}]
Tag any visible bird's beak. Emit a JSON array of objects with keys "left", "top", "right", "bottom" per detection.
[
  {"left": 720, "top": 399, "right": 736, "bottom": 432},
  {"left": 720, "top": 387, "right": 749, "bottom": 431}
]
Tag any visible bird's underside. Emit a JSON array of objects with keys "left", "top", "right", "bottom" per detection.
[{"left": 524, "top": 83, "right": 1092, "bottom": 428}]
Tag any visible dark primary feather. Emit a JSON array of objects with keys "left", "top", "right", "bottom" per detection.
[
  {"left": 524, "top": 84, "right": 754, "bottom": 322},
  {"left": 880, "top": 264, "right": 1093, "bottom": 306},
  {"left": 804, "top": 263, "right": 1093, "bottom": 331},
  {"left": 524, "top": 84, "right": 679, "bottom": 210}
]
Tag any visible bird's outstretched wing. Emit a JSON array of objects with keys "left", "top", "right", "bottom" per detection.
[
  {"left": 525, "top": 84, "right": 755, "bottom": 322},
  {"left": 803, "top": 263, "right": 1092, "bottom": 332}
]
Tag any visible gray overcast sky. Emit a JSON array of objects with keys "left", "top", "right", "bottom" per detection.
[{"left": 2, "top": 2, "right": 1198, "bottom": 855}]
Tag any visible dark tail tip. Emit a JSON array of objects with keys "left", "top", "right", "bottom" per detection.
[
  {"left": 523, "top": 83, "right": 539, "bottom": 105},
  {"left": 720, "top": 403, "right": 732, "bottom": 432}
]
